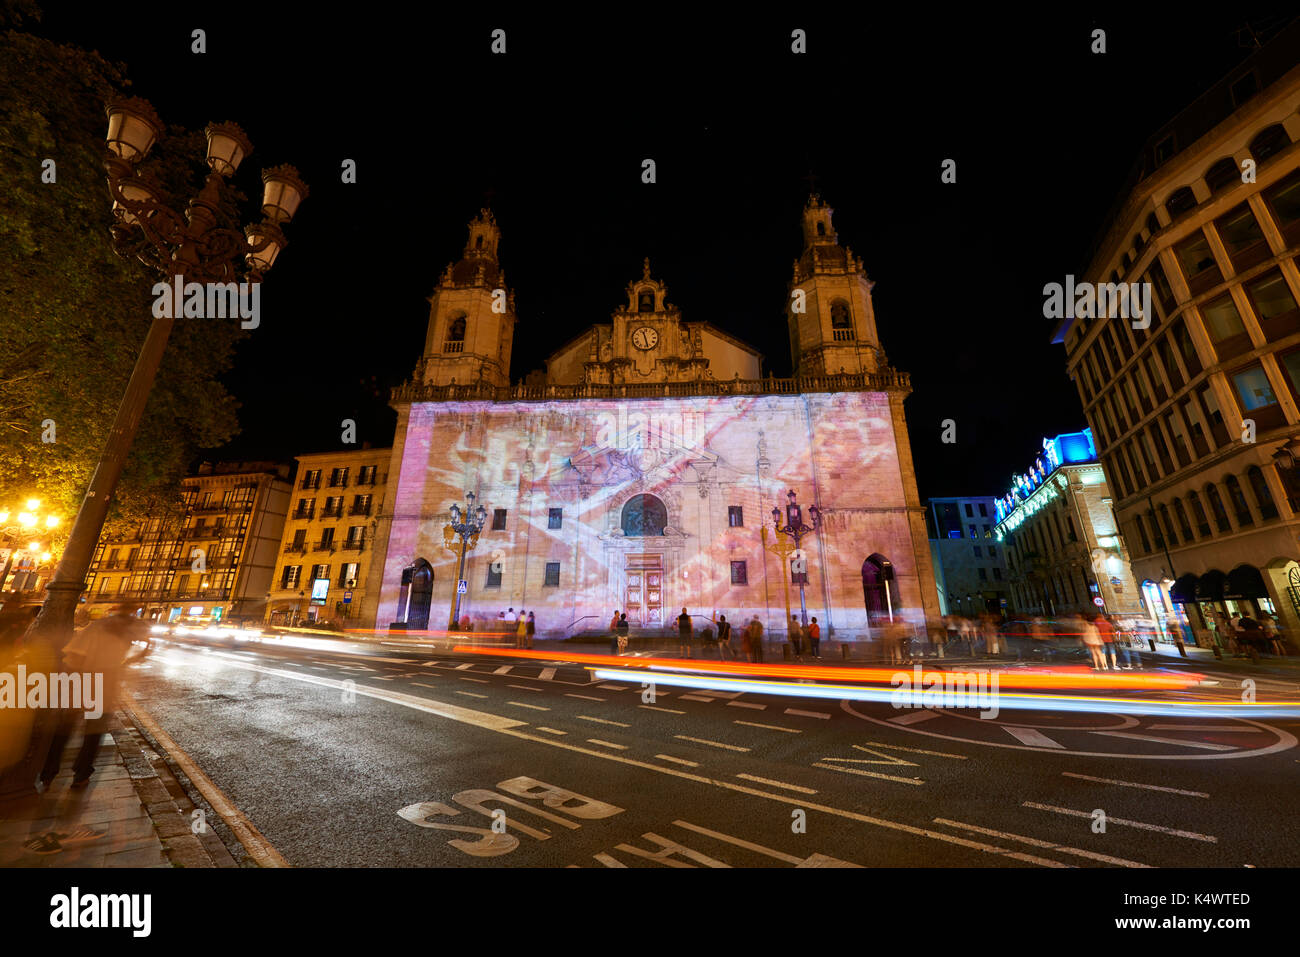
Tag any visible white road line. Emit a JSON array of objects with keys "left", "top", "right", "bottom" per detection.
[
  {"left": 508, "top": 684, "right": 542, "bottom": 692},
  {"left": 565, "top": 693, "right": 606, "bottom": 702},
  {"left": 455, "top": 691, "right": 488, "bottom": 699},
  {"left": 640, "top": 705, "right": 686, "bottom": 715},
  {"left": 1004, "top": 727, "right": 1065, "bottom": 749},
  {"left": 680, "top": 694, "right": 714, "bottom": 702},
  {"left": 785, "top": 708, "right": 831, "bottom": 720},
  {"left": 860, "top": 741, "right": 968, "bottom": 760},
  {"left": 672, "top": 819, "right": 804, "bottom": 863},
  {"left": 655, "top": 754, "right": 699, "bottom": 767},
  {"left": 812, "top": 763, "right": 923, "bottom": 786},
  {"left": 888, "top": 709, "right": 941, "bottom": 725},
  {"left": 508, "top": 701, "right": 550, "bottom": 711},
  {"left": 675, "top": 735, "right": 751, "bottom": 752},
  {"left": 597, "top": 684, "right": 629, "bottom": 690},
  {"left": 1090, "top": 730, "right": 1235, "bottom": 751},
  {"left": 454, "top": 663, "right": 475, "bottom": 670},
  {"left": 493, "top": 665, "right": 514, "bottom": 675},
  {"left": 1148, "top": 724, "right": 1263, "bottom": 733},
  {"left": 1061, "top": 772, "right": 1210, "bottom": 798},
  {"left": 935, "top": 819, "right": 1148, "bottom": 868},
  {"left": 734, "top": 720, "right": 800, "bottom": 734},
  {"left": 538, "top": 667, "right": 557, "bottom": 681},
  {"left": 536, "top": 727, "right": 567, "bottom": 736},
  {"left": 578, "top": 715, "right": 631, "bottom": 727},
  {"left": 459, "top": 676, "right": 489, "bottom": 684},
  {"left": 689, "top": 690, "right": 745, "bottom": 700},
  {"left": 587, "top": 739, "right": 628, "bottom": 750},
  {"left": 1022, "top": 803, "right": 1218, "bottom": 842},
  {"left": 413, "top": 682, "right": 438, "bottom": 689},
  {"left": 727, "top": 701, "right": 767, "bottom": 710},
  {"left": 371, "top": 676, "right": 395, "bottom": 681},
  {"left": 735, "top": 774, "right": 818, "bottom": 795}
]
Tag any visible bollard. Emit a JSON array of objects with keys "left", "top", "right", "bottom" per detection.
[{"left": 841, "top": 643, "right": 851, "bottom": 660}]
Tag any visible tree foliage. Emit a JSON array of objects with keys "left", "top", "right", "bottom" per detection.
[{"left": 0, "top": 24, "right": 246, "bottom": 531}]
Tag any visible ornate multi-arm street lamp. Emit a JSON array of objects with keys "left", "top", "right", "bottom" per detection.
[
  {"left": 771, "top": 489, "right": 822, "bottom": 628},
  {"left": 444, "top": 491, "right": 488, "bottom": 631},
  {"left": 0, "top": 500, "right": 62, "bottom": 593},
  {"left": 0, "top": 98, "right": 306, "bottom": 801},
  {"left": 760, "top": 524, "right": 795, "bottom": 637}
]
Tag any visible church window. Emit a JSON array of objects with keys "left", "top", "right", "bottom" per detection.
[
  {"left": 816, "top": 222, "right": 826, "bottom": 236},
  {"left": 548, "top": 507, "right": 563, "bottom": 529},
  {"left": 730, "top": 561, "right": 748, "bottom": 585},
  {"left": 492, "top": 508, "right": 507, "bottom": 530},
  {"left": 830, "top": 300, "right": 854, "bottom": 341},
  {"left": 485, "top": 563, "right": 502, "bottom": 588},
  {"left": 475, "top": 235, "right": 484, "bottom": 250},
  {"left": 544, "top": 562, "right": 561, "bottom": 587},
  {"left": 445, "top": 316, "right": 467, "bottom": 353},
  {"left": 622, "top": 494, "right": 667, "bottom": 536},
  {"left": 728, "top": 506, "right": 744, "bottom": 527},
  {"left": 638, "top": 290, "right": 654, "bottom": 313}
]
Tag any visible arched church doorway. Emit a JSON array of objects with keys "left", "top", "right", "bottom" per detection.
[
  {"left": 403, "top": 559, "right": 434, "bottom": 631},
  {"left": 863, "top": 553, "right": 895, "bottom": 621},
  {"left": 622, "top": 494, "right": 667, "bottom": 537}
]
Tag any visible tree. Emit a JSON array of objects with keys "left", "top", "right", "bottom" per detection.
[{"left": 0, "top": 20, "right": 245, "bottom": 531}]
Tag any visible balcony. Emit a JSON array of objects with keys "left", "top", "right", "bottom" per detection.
[
  {"left": 341, "top": 540, "right": 366, "bottom": 552},
  {"left": 299, "top": 478, "right": 321, "bottom": 490},
  {"left": 348, "top": 504, "right": 372, "bottom": 516},
  {"left": 832, "top": 328, "right": 855, "bottom": 342},
  {"left": 321, "top": 507, "right": 345, "bottom": 519},
  {"left": 283, "top": 542, "right": 308, "bottom": 554},
  {"left": 315, "top": 540, "right": 338, "bottom": 553},
  {"left": 292, "top": 508, "right": 315, "bottom": 520}
]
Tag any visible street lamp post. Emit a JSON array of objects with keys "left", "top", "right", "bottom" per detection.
[
  {"left": 0, "top": 99, "right": 306, "bottom": 802},
  {"left": 771, "top": 489, "right": 822, "bottom": 628},
  {"left": 0, "top": 500, "right": 62, "bottom": 593},
  {"left": 445, "top": 491, "right": 487, "bottom": 631},
  {"left": 760, "top": 525, "right": 795, "bottom": 638}
]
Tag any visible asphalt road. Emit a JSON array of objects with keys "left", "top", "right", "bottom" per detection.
[{"left": 125, "top": 635, "right": 1300, "bottom": 868}]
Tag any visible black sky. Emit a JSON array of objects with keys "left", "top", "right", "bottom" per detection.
[{"left": 31, "top": 6, "right": 1295, "bottom": 500}]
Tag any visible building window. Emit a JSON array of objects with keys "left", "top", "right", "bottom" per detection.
[
  {"left": 1224, "top": 474, "right": 1254, "bottom": 527},
  {"left": 1134, "top": 515, "right": 1152, "bottom": 554},
  {"left": 1231, "top": 364, "right": 1281, "bottom": 428},
  {"left": 1187, "top": 491, "right": 1211, "bottom": 537},
  {"left": 1173, "top": 498, "right": 1194, "bottom": 540},
  {"left": 973, "top": 546, "right": 982, "bottom": 558},
  {"left": 1173, "top": 230, "right": 1221, "bottom": 294},
  {"left": 1204, "top": 482, "right": 1232, "bottom": 532},
  {"left": 968, "top": 525, "right": 977, "bottom": 539},
  {"left": 978, "top": 567, "right": 987, "bottom": 581},
  {"left": 728, "top": 506, "right": 744, "bottom": 527},
  {"left": 964, "top": 503, "right": 974, "bottom": 517},
  {"left": 730, "top": 560, "right": 748, "bottom": 585},
  {"left": 486, "top": 563, "right": 502, "bottom": 588},
  {"left": 978, "top": 502, "right": 988, "bottom": 517},
  {"left": 282, "top": 565, "right": 301, "bottom": 589},
  {"left": 548, "top": 508, "right": 563, "bottom": 529},
  {"left": 97, "top": 577, "right": 111, "bottom": 595},
  {"left": 1247, "top": 466, "right": 1278, "bottom": 521},
  {"left": 1215, "top": 203, "right": 1268, "bottom": 271},
  {"left": 1165, "top": 186, "right": 1197, "bottom": 218},
  {"left": 1250, "top": 124, "right": 1290, "bottom": 165},
  {"left": 988, "top": 546, "right": 997, "bottom": 558},
  {"left": 341, "top": 563, "right": 359, "bottom": 586},
  {"left": 358, "top": 465, "right": 377, "bottom": 485},
  {"left": 1245, "top": 271, "right": 1300, "bottom": 339},
  {"left": 993, "top": 567, "right": 1002, "bottom": 582},
  {"left": 544, "top": 562, "right": 560, "bottom": 587},
  {"left": 1204, "top": 157, "right": 1239, "bottom": 194},
  {"left": 329, "top": 468, "right": 349, "bottom": 488},
  {"left": 1264, "top": 168, "right": 1300, "bottom": 245},
  {"left": 320, "top": 527, "right": 335, "bottom": 549},
  {"left": 492, "top": 508, "right": 507, "bottom": 531},
  {"left": 1202, "top": 293, "right": 1251, "bottom": 360},
  {"left": 311, "top": 564, "right": 330, "bottom": 582}
]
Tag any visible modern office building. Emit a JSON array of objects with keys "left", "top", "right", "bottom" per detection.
[
  {"left": 1052, "top": 23, "right": 1300, "bottom": 646},
  {"left": 266, "top": 446, "right": 391, "bottom": 627},
  {"left": 994, "top": 430, "right": 1146, "bottom": 624},
  {"left": 86, "top": 461, "right": 291, "bottom": 623},
  {"left": 925, "top": 496, "right": 1009, "bottom": 616}
]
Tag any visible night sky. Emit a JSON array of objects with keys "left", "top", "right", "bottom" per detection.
[{"left": 32, "top": 6, "right": 1293, "bottom": 501}]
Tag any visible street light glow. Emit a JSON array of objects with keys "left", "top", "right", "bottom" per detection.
[
  {"left": 17, "top": 512, "right": 36, "bottom": 527},
  {"left": 45, "top": 515, "right": 60, "bottom": 528},
  {"left": 25, "top": 498, "right": 39, "bottom": 510}
]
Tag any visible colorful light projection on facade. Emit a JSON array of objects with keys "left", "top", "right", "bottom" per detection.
[{"left": 993, "top": 429, "right": 1097, "bottom": 539}]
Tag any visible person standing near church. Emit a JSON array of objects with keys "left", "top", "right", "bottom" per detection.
[
  {"left": 714, "top": 613, "right": 732, "bottom": 660},
  {"left": 677, "top": 607, "right": 693, "bottom": 658},
  {"left": 525, "top": 611, "right": 535, "bottom": 649},
  {"left": 807, "top": 617, "right": 821, "bottom": 658},
  {"left": 609, "top": 609, "right": 621, "bottom": 654},
  {"left": 515, "top": 611, "right": 527, "bottom": 648}
]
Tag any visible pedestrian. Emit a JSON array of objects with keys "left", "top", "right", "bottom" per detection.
[
  {"left": 748, "top": 616, "right": 764, "bottom": 663},
  {"left": 807, "top": 617, "right": 821, "bottom": 658},
  {"left": 40, "top": 603, "right": 150, "bottom": 789},
  {"left": 610, "top": 609, "right": 621, "bottom": 654},
  {"left": 1079, "top": 614, "right": 1105, "bottom": 670},
  {"left": 677, "top": 607, "right": 693, "bottom": 658},
  {"left": 1094, "top": 614, "right": 1119, "bottom": 669},
  {"left": 1107, "top": 616, "right": 1133, "bottom": 669},
  {"left": 526, "top": 611, "right": 535, "bottom": 649},
  {"left": 1260, "top": 614, "right": 1286, "bottom": 656},
  {"left": 1238, "top": 613, "right": 1265, "bottom": 662},
  {"left": 617, "top": 613, "right": 629, "bottom": 654},
  {"left": 459, "top": 614, "right": 473, "bottom": 632},
  {"left": 715, "top": 613, "right": 732, "bottom": 660},
  {"left": 515, "top": 611, "right": 527, "bottom": 648},
  {"left": 788, "top": 614, "right": 803, "bottom": 661}
]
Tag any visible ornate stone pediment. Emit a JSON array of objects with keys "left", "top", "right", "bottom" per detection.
[{"left": 569, "top": 436, "right": 719, "bottom": 488}]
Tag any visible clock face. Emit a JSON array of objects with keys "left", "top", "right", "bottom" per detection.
[{"left": 632, "top": 326, "right": 659, "bottom": 351}]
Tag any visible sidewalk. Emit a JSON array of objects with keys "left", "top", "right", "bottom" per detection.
[{"left": 0, "top": 708, "right": 238, "bottom": 868}]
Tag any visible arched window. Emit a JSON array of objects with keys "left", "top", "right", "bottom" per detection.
[
  {"left": 1247, "top": 465, "right": 1278, "bottom": 520},
  {"left": 1173, "top": 497, "right": 1193, "bottom": 540},
  {"left": 1204, "top": 157, "right": 1239, "bottom": 194},
  {"left": 816, "top": 221, "right": 826, "bottom": 237},
  {"left": 621, "top": 494, "right": 667, "bottom": 536},
  {"left": 1166, "top": 186, "right": 1197, "bottom": 219},
  {"left": 1158, "top": 503, "right": 1179, "bottom": 546},
  {"left": 1250, "top": 124, "right": 1290, "bottom": 165},
  {"left": 444, "top": 316, "right": 466, "bottom": 353},
  {"left": 638, "top": 290, "right": 654, "bottom": 313},
  {"left": 1204, "top": 482, "right": 1232, "bottom": 532},
  {"left": 1145, "top": 212, "right": 1161, "bottom": 237},
  {"left": 830, "top": 301, "right": 852, "bottom": 327},
  {"left": 1224, "top": 474, "right": 1254, "bottom": 526},
  {"left": 1187, "top": 490, "right": 1211, "bottom": 536},
  {"left": 862, "top": 554, "right": 894, "bottom": 619},
  {"left": 475, "top": 235, "right": 484, "bottom": 250}
]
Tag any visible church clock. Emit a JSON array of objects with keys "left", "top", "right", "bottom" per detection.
[{"left": 631, "top": 326, "right": 659, "bottom": 350}]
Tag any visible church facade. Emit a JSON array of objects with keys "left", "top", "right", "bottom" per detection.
[{"left": 367, "top": 198, "right": 942, "bottom": 639}]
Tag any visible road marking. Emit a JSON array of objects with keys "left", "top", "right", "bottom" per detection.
[
  {"left": 655, "top": 754, "right": 699, "bottom": 767},
  {"left": 493, "top": 665, "right": 514, "bottom": 675},
  {"left": 508, "top": 701, "right": 550, "bottom": 711},
  {"left": 735, "top": 774, "right": 817, "bottom": 795},
  {"left": 640, "top": 705, "right": 686, "bottom": 715},
  {"left": 680, "top": 694, "right": 715, "bottom": 702},
  {"left": 459, "top": 677, "right": 489, "bottom": 684},
  {"left": 935, "top": 819, "right": 1147, "bottom": 868},
  {"left": 727, "top": 701, "right": 767, "bottom": 710},
  {"left": 672, "top": 819, "right": 804, "bottom": 863},
  {"left": 734, "top": 720, "right": 800, "bottom": 733},
  {"left": 538, "top": 667, "right": 557, "bottom": 681},
  {"left": 888, "top": 710, "right": 940, "bottom": 725},
  {"left": 578, "top": 715, "right": 631, "bottom": 727},
  {"left": 413, "top": 682, "right": 439, "bottom": 689},
  {"left": 860, "top": 741, "right": 967, "bottom": 760},
  {"left": 675, "top": 735, "right": 751, "bottom": 752},
  {"left": 1004, "top": 727, "right": 1065, "bottom": 749},
  {"left": 1147, "top": 724, "right": 1263, "bottom": 733},
  {"left": 785, "top": 708, "right": 831, "bottom": 720},
  {"left": 455, "top": 691, "right": 488, "bottom": 699},
  {"left": 812, "top": 763, "right": 923, "bottom": 786},
  {"left": 1090, "top": 731, "right": 1234, "bottom": 751},
  {"left": 587, "top": 739, "right": 628, "bottom": 750},
  {"left": 566, "top": 693, "right": 606, "bottom": 702},
  {"left": 536, "top": 727, "right": 567, "bottom": 735},
  {"left": 508, "top": 684, "right": 542, "bottom": 692},
  {"left": 1061, "top": 772, "right": 1210, "bottom": 798},
  {"left": 597, "top": 684, "right": 629, "bottom": 690},
  {"left": 687, "top": 690, "right": 745, "bottom": 700},
  {"left": 1022, "top": 803, "right": 1218, "bottom": 842},
  {"left": 454, "top": 663, "right": 476, "bottom": 670}
]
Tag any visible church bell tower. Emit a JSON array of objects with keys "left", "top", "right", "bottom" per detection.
[
  {"left": 419, "top": 209, "right": 517, "bottom": 388},
  {"left": 786, "top": 195, "right": 884, "bottom": 377}
]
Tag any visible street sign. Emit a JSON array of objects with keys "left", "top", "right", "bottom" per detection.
[
  {"left": 457, "top": 580, "right": 468, "bottom": 594},
  {"left": 1092, "top": 597, "right": 1105, "bottom": 607},
  {"left": 343, "top": 590, "right": 353, "bottom": 604}
]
